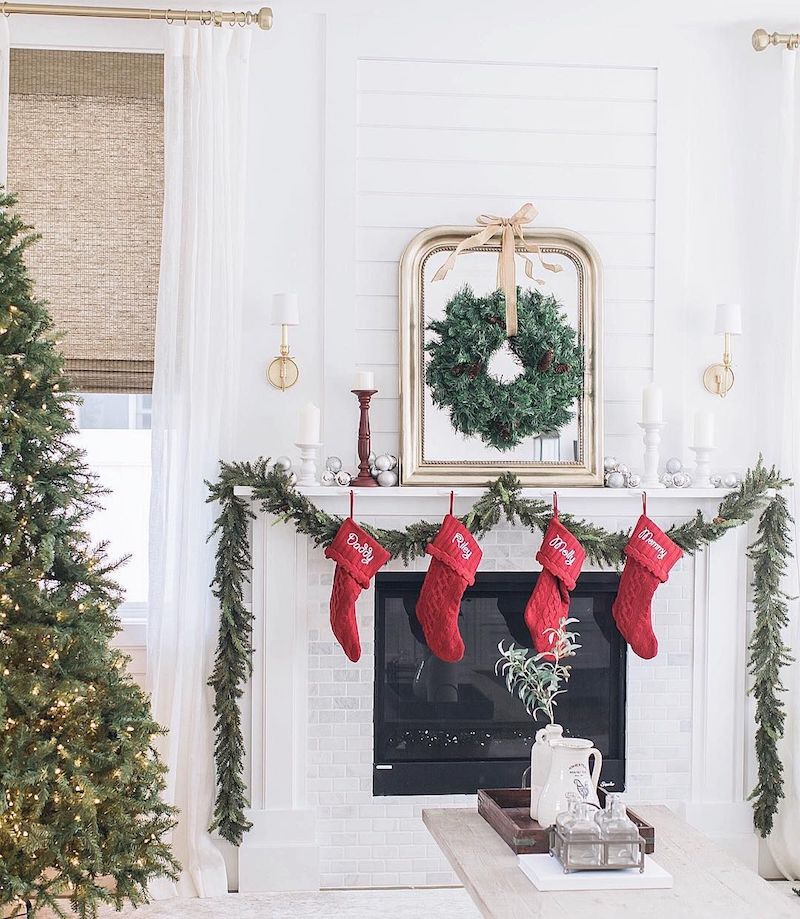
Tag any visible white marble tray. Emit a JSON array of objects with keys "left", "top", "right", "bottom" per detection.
[{"left": 518, "top": 853, "right": 673, "bottom": 891}]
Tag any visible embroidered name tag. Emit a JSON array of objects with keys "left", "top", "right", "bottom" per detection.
[
  {"left": 452, "top": 532, "right": 473, "bottom": 560},
  {"left": 548, "top": 534, "right": 576, "bottom": 566},
  {"left": 637, "top": 526, "right": 667, "bottom": 560},
  {"left": 347, "top": 531, "right": 374, "bottom": 565}
]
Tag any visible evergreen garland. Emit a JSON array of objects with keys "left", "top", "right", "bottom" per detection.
[
  {"left": 425, "top": 285, "right": 583, "bottom": 450},
  {"left": 207, "top": 457, "right": 791, "bottom": 845},
  {"left": 0, "top": 193, "right": 178, "bottom": 918}
]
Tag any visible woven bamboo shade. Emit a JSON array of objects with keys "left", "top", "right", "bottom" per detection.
[{"left": 7, "top": 50, "right": 164, "bottom": 393}]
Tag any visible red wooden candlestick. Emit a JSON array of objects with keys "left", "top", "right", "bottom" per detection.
[{"left": 351, "top": 389, "right": 378, "bottom": 486}]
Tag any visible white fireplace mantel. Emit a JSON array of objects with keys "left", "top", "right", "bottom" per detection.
[{"left": 234, "top": 484, "right": 760, "bottom": 891}]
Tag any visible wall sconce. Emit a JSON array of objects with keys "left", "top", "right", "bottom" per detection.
[
  {"left": 702, "top": 302, "right": 742, "bottom": 398},
  {"left": 267, "top": 292, "right": 300, "bottom": 391}
]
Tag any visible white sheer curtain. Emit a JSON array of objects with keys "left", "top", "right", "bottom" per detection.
[
  {"left": 147, "top": 24, "right": 251, "bottom": 898},
  {"left": 765, "top": 51, "right": 800, "bottom": 879}
]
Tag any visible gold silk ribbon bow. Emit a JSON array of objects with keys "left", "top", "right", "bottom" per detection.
[{"left": 432, "top": 202, "right": 562, "bottom": 337}]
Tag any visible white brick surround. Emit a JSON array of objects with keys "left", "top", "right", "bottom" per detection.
[{"left": 235, "top": 487, "right": 757, "bottom": 891}]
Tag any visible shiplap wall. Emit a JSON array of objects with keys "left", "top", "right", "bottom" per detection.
[{"left": 351, "top": 57, "right": 657, "bottom": 465}]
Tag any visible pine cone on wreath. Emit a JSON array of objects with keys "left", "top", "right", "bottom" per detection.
[
  {"left": 467, "top": 360, "right": 483, "bottom": 379},
  {"left": 451, "top": 364, "right": 465, "bottom": 376},
  {"left": 554, "top": 363, "right": 571, "bottom": 374},
  {"left": 537, "top": 349, "right": 554, "bottom": 372}
]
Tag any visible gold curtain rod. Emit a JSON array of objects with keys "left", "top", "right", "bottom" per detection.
[
  {"left": 753, "top": 28, "right": 799, "bottom": 51},
  {"left": 0, "top": 2, "right": 272, "bottom": 29}
]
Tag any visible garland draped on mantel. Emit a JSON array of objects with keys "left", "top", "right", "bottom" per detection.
[{"left": 206, "top": 457, "right": 793, "bottom": 846}]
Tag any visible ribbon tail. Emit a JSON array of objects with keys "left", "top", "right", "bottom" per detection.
[
  {"left": 500, "top": 223, "right": 518, "bottom": 337},
  {"left": 524, "top": 241, "right": 563, "bottom": 275},
  {"left": 432, "top": 225, "right": 499, "bottom": 283}
]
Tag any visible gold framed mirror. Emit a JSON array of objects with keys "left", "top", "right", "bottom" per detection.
[{"left": 399, "top": 226, "right": 603, "bottom": 486}]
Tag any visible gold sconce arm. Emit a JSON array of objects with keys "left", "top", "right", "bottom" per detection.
[
  {"left": 267, "top": 323, "right": 299, "bottom": 391},
  {"left": 702, "top": 332, "right": 734, "bottom": 398}
]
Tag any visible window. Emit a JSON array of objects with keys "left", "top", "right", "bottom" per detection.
[{"left": 7, "top": 50, "right": 164, "bottom": 617}]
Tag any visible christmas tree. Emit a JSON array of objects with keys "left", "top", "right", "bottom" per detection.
[{"left": 0, "top": 192, "right": 177, "bottom": 918}]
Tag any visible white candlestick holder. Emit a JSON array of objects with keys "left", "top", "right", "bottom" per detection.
[
  {"left": 690, "top": 445, "right": 714, "bottom": 488},
  {"left": 638, "top": 421, "right": 666, "bottom": 488},
  {"left": 294, "top": 442, "right": 322, "bottom": 487}
]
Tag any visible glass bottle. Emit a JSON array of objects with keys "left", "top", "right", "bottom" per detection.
[
  {"left": 562, "top": 802, "right": 603, "bottom": 867},
  {"left": 601, "top": 795, "right": 641, "bottom": 867},
  {"left": 554, "top": 797, "right": 578, "bottom": 863}
]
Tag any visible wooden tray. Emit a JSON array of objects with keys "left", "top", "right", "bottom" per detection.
[{"left": 477, "top": 788, "right": 656, "bottom": 856}]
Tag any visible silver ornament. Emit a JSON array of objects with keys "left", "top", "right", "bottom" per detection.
[
  {"left": 604, "top": 455, "right": 618, "bottom": 472},
  {"left": 672, "top": 471, "right": 689, "bottom": 488},
  {"left": 606, "top": 471, "right": 625, "bottom": 488},
  {"left": 661, "top": 473, "right": 675, "bottom": 487},
  {"left": 368, "top": 451, "right": 376, "bottom": 465},
  {"left": 286, "top": 471, "right": 297, "bottom": 486},
  {"left": 375, "top": 454, "right": 392, "bottom": 472},
  {"left": 325, "top": 456, "right": 342, "bottom": 474},
  {"left": 386, "top": 454, "right": 398, "bottom": 471},
  {"left": 377, "top": 469, "right": 398, "bottom": 487},
  {"left": 370, "top": 466, "right": 379, "bottom": 478},
  {"left": 616, "top": 463, "right": 630, "bottom": 477},
  {"left": 723, "top": 472, "right": 738, "bottom": 488},
  {"left": 335, "top": 470, "right": 352, "bottom": 487},
  {"left": 665, "top": 457, "right": 683, "bottom": 474},
  {"left": 626, "top": 473, "right": 641, "bottom": 488},
  {"left": 321, "top": 470, "right": 336, "bottom": 486},
  {"left": 274, "top": 455, "right": 292, "bottom": 472},
  {"left": 710, "top": 473, "right": 722, "bottom": 488}
]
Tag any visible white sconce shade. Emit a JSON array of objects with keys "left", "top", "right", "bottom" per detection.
[
  {"left": 271, "top": 292, "right": 300, "bottom": 327},
  {"left": 714, "top": 303, "right": 742, "bottom": 336}
]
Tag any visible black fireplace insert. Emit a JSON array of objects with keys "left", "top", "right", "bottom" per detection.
[{"left": 373, "top": 571, "right": 625, "bottom": 796}]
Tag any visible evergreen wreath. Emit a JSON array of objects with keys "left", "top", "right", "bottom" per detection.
[
  {"left": 207, "top": 457, "right": 791, "bottom": 845},
  {"left": 425, "top": 285, "right": 583, "bottom": 451}
]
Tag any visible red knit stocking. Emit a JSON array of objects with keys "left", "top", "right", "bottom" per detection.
[
  {"left": 416, "top": 513, "right": 482, "bottom": 662},
  {"left": 525, "top": 510, "right": 585, "bottom": 657},
  {"left": 324, "top": 517, "right": 390, "bottom": 662},
  {"left": 612, "top": 513, "right": 682, "bottom": 660}
]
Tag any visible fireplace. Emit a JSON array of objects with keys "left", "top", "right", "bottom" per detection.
[{"left": 373, "top": 571, "right": 625, "bottom": 796}]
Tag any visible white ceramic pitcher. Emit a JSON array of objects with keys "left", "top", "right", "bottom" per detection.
[
  {"left": 536, "top": 737, "right": 603, "bottom": 828},
  {"left": 529, "top": 723, "right": 563, "bottom": 819}
]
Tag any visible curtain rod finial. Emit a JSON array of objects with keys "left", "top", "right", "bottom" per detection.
[
  {"left": 257, "top": 6, "right": 272, "bottom": 29},
  {"left": 753, "top": 28, "right": 771, "bottom": 52}
]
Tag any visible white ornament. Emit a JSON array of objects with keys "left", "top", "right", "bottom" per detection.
[
  {"left": 286, "top": 471, "right": 297, "bottom": 486},
  {"left": 325, "top": 456, "right": 342, "bottom": 474},
  {"left": 604, "top": 456, "right": 618, "bottom": 472},
  {"left": 606, "top": 471, "right": 626, "bottom": 488},
  {"left": 723, "top": 472, "right": 739, "bottom": 488},
  {"left": 377, "top": 470, "right": 398, "bottom": 487},
  {"left": 368, "top": 451, "right": 376, "bottom": 465},
  {"left": 274, "top": 455, "right": 292, "bottom": 472},
  {"left": 335, "top": 470, "right": 352, "bottom": 487},
  {"left": 370, "top": 466, "right": 379, "bottom": 478},
  {"left": 626, "top": 473, "right": 641, "bottom": 488},
  {"left": 616, "top": 463, "right": 630, "bottom": 477},
  {"left": 672, "top": 471, "right": 690, "bottom": 488},
  {"left": 661, "top": 473, "right": 675, "bottom": 487},
  {"left": 375, "top": 454, "right": 392, "bottom": 472},
  {"left": 710, "top": 473, "right": 722, "bottom": 488},
  {"left": 386, "top": 454, "right": 398, "bottom": 471},
  {"left": 321, "top": 470, "right": 336, "bottom": 486},
  {"left": 665, "top": 457, "right": 683, "bottom": 474}
]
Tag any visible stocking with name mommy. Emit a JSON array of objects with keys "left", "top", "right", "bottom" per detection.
[
  {"left": 525, "top": 494, "right": 586, "bottom": 657},
  {"left": 324, "top": 513, "right": 390, "bottom": 662},
  {"left": 612, "top": 502, "right": 683, "bottom": 660},
  {"left": 416, "top": 498, "right": 482, "bottom": 662}
]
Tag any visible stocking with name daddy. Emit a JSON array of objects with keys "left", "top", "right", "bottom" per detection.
[
  {"left": 525, "top": 494, "right": 586, "bottom": 657},
  {"left": 416, "top": 495, "right": 482, "bottom": 662},
  {"left": 324, "top": 504, "right": 390, "bottom": 662},
  {"left": 612, "top": 499, "right": 682, "bottom": 660}
]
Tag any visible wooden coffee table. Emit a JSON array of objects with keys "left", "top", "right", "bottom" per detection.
[{"left": 423, "top": 805, "right": 795, "bottom": 918}]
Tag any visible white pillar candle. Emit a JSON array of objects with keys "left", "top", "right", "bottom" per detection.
[
  {"left": 298, "top": 402, "right": 321, "bottom": 444},
  {"left": 354, "top": 370, "right": 375, "bottom": 391},
  {"left": 641, "top": 383, "right": 663, "bottom": 424},
  {"left": 693, "top": 410, "right": 715, "bottom": 449}
]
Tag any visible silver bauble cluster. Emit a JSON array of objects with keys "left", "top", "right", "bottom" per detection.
[{"left": 603, "top": 456, "right": 641, "bottom": 488}]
